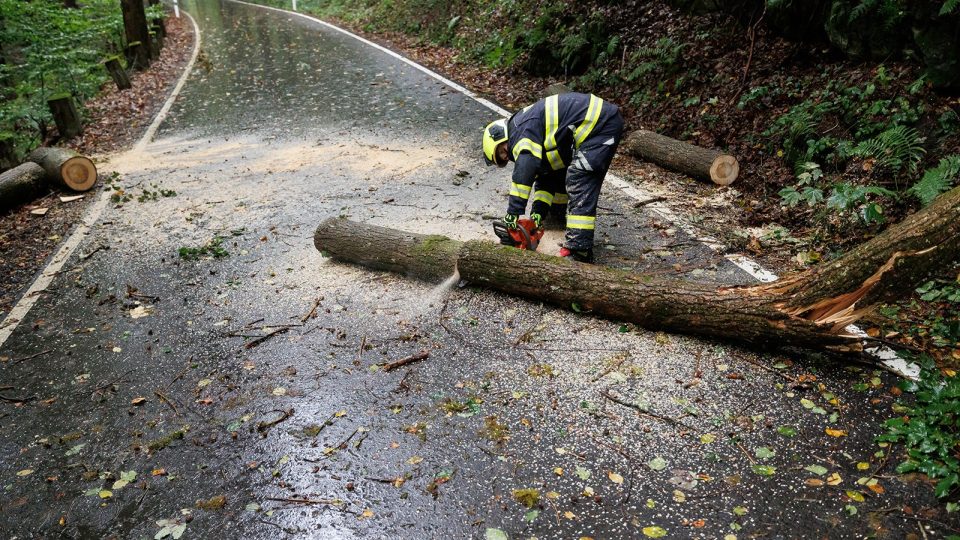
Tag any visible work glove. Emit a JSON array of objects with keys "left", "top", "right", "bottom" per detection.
[
  {"left": 530, "top": 213, "right": 543, "bottom": 229},
  {"left": 503, "top": 213, "right": 519, "bottom": 230}
]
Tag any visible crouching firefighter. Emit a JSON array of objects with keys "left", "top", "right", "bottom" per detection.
[{"left": 483, "top": 92, "right": 624, "bottom": 263}]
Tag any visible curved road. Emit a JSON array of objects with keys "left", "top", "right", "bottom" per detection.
[{"left": 0, "top": 1, "right": 947, "bottom": 538}]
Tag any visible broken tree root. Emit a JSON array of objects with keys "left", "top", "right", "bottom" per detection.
[{"left": 381, "top": 350, "right": 430, "bottom": 372}]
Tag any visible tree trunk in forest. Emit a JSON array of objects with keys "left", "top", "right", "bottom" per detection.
[
  {"left": 147, "top": 31, "right": 160, "bottom": 59},
  {"left": 0, "top": 163, "right": 46, "bottom": 212},
  {"left": 103, "top": 57, "right": 132, "bottom": 90},
  {"left": 314, "top": 185, "right": 960, "bottom": 353},
  {"left": 121, "top": 0, "right": 151, "bottom": 70},
  {"left": 623, "top": 129, "right": 740, "bottom": 186},
  {"left": 28, "top": 147, "right": 97, "bottom": 192},
  {"left": 47, "top": 94, "right": 82, "bottom": 139},
  {"left": 125, "top": 42, "right": 148, "bottom": 71}
]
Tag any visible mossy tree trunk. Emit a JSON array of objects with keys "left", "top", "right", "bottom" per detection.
[
  {"left": 121, "top": 0, "right": 151, "bottom": 70},
  {"left": 314, "top": 185, "right": 960, "bottom": 353}
]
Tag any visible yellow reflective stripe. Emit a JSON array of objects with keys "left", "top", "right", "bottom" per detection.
[
  {"left": 574, "top": 95, "right": 603, "bottom": 147},
  {"left": 566, "top": 215, "right": 596, "bottom": 230},
  {"left": 533, "top": 190, "right": 554, "bottom": 205},
  {"left": 553, "top": 193, "right": 569, "bottom": 204},
  {"left": 512, "top": 138, "right": 543, "bottom": 160},
  {"left": 509, "top": 183, "right": 531, "bottom": 199},
  {"left": 544, "top": 96, "right": 565, "bottom": 170}
]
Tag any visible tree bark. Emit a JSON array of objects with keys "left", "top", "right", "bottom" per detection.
[
  {"left": 314, "top": 185, "right": 960, "bottom": 353},
  {"left": 125, "top": 42, "right": 149, "bottom": 71},
  {"left": 0, "top": 163, "right": 46, "bottom": 212},
  {"left": 623, "top": 129, "right": 739, "bottom": 186},
  {"left": 121, "top": 0, "right": 151, "bottom": 70},
  {"left": 103, "top": 57, "right": 132, "bottom": 91},
  {"left": 28, "top": 147, "right": 97, "bottom": 192},
  {"left": 47, "top": 94, "right": 83, "bottom": 139}
]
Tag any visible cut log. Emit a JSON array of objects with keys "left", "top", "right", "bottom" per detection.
[
  {"left": 28, "top": 147, "right": 97, "bottom": 192},
  {"left": 102, "top": 56, "right": 132, "bottom": 91},
  {"left": 148, "top": 31, "right": 160, "bottom": 59},
  {"left": 623, "top": 129, "right": 739, "bottom": 186},
  {"left": 314, "top": 185, "right": 960, "bottom": 353},
  {"left": 0, "top": 163, "right": 46, "bottom": 212},
  {"left": 47, "top": 94, "right": 83, "bottom": 139}
]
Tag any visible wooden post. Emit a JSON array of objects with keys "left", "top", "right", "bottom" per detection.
[
  {"left": 28, "top": 147, "right": 98, "bottom": 192},
  {"left": 125, "top": 41, "right": 148, "bottom": 71},
  {"left": 623, "top": 129, "right": 740, "bottom": 186},
  {"left": 148, "top": 31, "right": 160, "bottom": 59},
  {"left": 102, "top": 56, "right": 132, "bottom": 91},
  {"left": 0, "top": 163, "right": 46, "bottom": 212},
  {"left": 47, "top": 94, "right": 83, "bottom": 139},
  {"left": 0, "top": 134, "right": 16, "bottom": 172},
  {"left": 121, "top": 0, "right": 151, "bottom": 69},
  {"left": 153, "top": 20, "right": 165, "bottom": 49}
]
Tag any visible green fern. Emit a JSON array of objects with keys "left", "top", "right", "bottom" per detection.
[
  {"left": 941, "top": 0, "right": 959, "bottom": 15},
  {"left": 908, "top": 155, "right": 960, "bottom": 206},
  {"left": 854, "top": 125, "right": 926, "bottom": 173}
]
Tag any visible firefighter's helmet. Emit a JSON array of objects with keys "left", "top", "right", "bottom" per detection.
[{"left": 482, "top": 119, "right": 508, "bottom": 166}]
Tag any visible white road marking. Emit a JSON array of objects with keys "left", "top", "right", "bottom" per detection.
[{"left": 0, "top": 11, "right": 202, "bottom": 348}]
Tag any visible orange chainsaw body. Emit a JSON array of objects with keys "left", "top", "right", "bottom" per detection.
[{"left": 492, "top": 217, "right": 544, "bottom": 251}]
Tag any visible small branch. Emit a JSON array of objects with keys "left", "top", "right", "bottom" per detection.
[
  {"left": 0, "top": 393, "right": 37, "bottom": 404},
  {"left": 633, "top": 196, "right": 667, "bottom": 208},
  {"left": 244, "top": 327, "right": 289, "bottom": 350},
  {"left": 10, "top": 349, "right": 52, "bottom": 365},
  {"left": 266, "top": 497, "right": 342, "bottom": 507},
  {"left": 735, "top": 441, "right": 757, "bottom": 465},
  {"left": 301, "top": 296, "right": 323, "bottom": 323},
  {"left": 380, "top": 350, "right": 429, "bottom": 372},
  {"left": 154, "top": 390, "right": 179, "bottom": 416},
  {"left": 601, "top": 390, "right": 693, "bottom": 430},
  {"left": 257, "top": 408, "right": 294, "bottom": 433}
]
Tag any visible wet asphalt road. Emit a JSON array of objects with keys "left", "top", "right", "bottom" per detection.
[{"left": 0, "top": 1, "right": 955, "bottom": 538}]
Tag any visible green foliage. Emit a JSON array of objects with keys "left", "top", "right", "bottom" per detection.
[
  {"left": 178, "top": 237, "right": 229, "bottom": 260},
  {"left": 908, "top": 155, "right": 960, "bottom": 206},
  {"left": 0, "top": 0, "right": 125, "bottom": 159},
  {"left": 941, "top": 0, "right": 959, "bottom": 15},
  {"left": 827, "top": 182, "right": 896, "bottom": 224},
  {"left": 778, "top": 162, "right": 824, "bottom": 207},
  {"left": 853, "top": 125, "right": 926, "bottom": 174},
  {"left": 879, "top": 356, "right": 960, "bottom": 499},
  {"left": 624, "top": 38, "right": 686, "bottom": 83},
  {"left": 916, "top": 280, "right": 960, "bottom": 304}
]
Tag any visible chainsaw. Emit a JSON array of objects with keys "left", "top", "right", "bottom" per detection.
[{"left": 492, "top": 217, "right": 544, "bottom": 251}]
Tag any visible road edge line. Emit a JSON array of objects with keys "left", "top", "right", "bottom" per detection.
[{"left": 0, "top": 10, "right": 202, "bottom": 348}]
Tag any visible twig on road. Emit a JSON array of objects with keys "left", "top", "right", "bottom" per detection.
[
  {"left": 381, "top": 350, "right": 429, "bottom": 372},
  {"left": 601, "top": 390, "right": 693, "bottom": 430},
  {"left": 257, "top": 408, "right": 294, "bottom": 433},
  {"left": 154, "top": 390, "right": 179, "bottom": 416},
  {"left": 301, "top": 296, "right": 323, "bottom": 323},
  {"left": 10, "top": 349, "right": 52, "bottom": 365},
  {"left": 244, "top": 327, "right": 289, "bottom": 349}
]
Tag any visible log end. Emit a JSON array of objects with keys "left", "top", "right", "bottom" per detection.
[
  {"left": 61, "top": 156, "right": 97, "bottom": 192},
  {"left": 709, "top": 155, "right": 739, "bottom": 186}
]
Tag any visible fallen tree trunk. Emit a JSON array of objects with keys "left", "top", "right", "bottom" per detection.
[
  {"left": 0, "top": 163, "right": 46, "bottom": 212},
  {"left": 28, "top": 147, "right": 97, "bottom": 192},
  {"left": 623, "top": 129, "right": 739, "bottom": 186},
  {"left": 314, "top": 185, "right": 960, "bottom": 353}
]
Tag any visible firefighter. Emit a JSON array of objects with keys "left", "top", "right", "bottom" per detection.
[{"left": 482, "top": 92, "right": 624, "bottom": 263}]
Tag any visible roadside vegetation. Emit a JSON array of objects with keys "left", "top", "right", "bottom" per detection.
[{"left": 0, "top": 0, "right": 162, "bottom": 163}]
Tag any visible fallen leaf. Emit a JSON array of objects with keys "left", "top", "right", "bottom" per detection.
[
  {"left": 751, "top": 465, "right": 776, "bottom": 476},
  {"left": 98, "top": 490, "right": 112, "bottom": 499},
  {"left": 129, "top": 305, "right": 154, "bottom": 319},
  {"left": 406, "top": 456, "right": 423, "bottom": 465},
  {"left": 673, "top": 490, "right": 686, "bottom": 502},
  {"left": 575, "top": 466, "right": 591, "bottom": 480},
  {"left": 484, "top": 529, "right": 508, "bottom": 540},
  {"left": 608, "top": 471, "right": 624, "bottom": 484},
  {"left": 733, "top": 506, "right": 748, "bottom": 516},
  {"left": 359, "top": 509, "right": 374, "bottom": 519},
  {"left": 642, "top": 526, "right": 668, "bottom": 538},
  {"left": 827, "top": 472, "right": 842, "bottom": 486},
  {"left": 804, "top": 465, "right": 828, "bottom": 476},
  {"left": 648, "top": 457, "right": 667, "bottom": 471},
  {"left": 152, "top": 469, "right": 167, "bottom": 476},
  {"left": 271, "top": 387, "right": 286, "bottom": 396},
  {"left": 825, "top": 428, "right": 847, "bottom": 437},
  {"left": 700, "top": 433, "right": 716, "bottom": 444},
  {"left": 16, "top": 469, "right": 33, "bottom": 477},
  {"left": 846, "top": 490, "right": 865, "bottom": 502},
  {"left": 563, "top": 511, "right": 576, "bottom": 520},
  {"left": 867, "top": 483, "right": 885, "bottom": 494},
  {"left": 692, "top": 519, "right": 706, "bottom": 528},
  {"left": 131, "top": 397, "right": 147, "bottom": 406},
  {"left": 805, "top": 478, "right": 824, "bottom": 487},
  {"left": 554, "top": 467, "right": 564, "bottom": 476}
]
